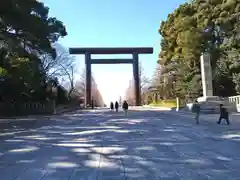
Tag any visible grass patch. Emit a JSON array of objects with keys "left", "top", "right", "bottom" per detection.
[
  {"left": 149, "top": 99, "right": 185, "bottom": 108},
  {"left": 149, "top": 99, "right": 176, "bottom": 108}
]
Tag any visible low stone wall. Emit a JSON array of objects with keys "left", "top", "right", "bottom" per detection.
[{"left": 0, "top": 101, "right": 55, "bottom": 116}]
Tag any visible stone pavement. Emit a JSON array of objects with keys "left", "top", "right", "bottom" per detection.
[{"left": 0, "top": 108, "right": 239, "bottom": 180}]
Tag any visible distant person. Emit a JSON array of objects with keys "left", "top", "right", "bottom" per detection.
[
  {"left": 122, "top": 100, "right": 129, "bottom": 116},
  {"left": 91, "top": 99, "right": 94, "bottom": 109},
  {"left": 192, "top": 100, "right": 200, "bottom": 124},
  {"left": 110, "top": 102, "right": 114, "bottom": 111},
  {"left": 115, "top": 101, "right": 119, "bottom": 112},
  {"left": 217, "top": 104, "right": 230, "bottom": 125}
]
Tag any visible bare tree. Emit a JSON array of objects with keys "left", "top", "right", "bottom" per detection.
[
  {"left": 124, "top": 62, "right": 150, "bottom": 105},
  {"left": 74, "top": 69, "right": 104, "bottom": 107},
  {"left": 139, "top": 62, "right": 152, "bottom": 104},
  {"left": 149, "top": 64, "right": 171, "bottom": 101},
  {"left": 60, "top": 64, "right": 75, "bottom": 97},
  {"left": 40, "top": 43, "right": 76, "bottom": 97},
  {"left": 124, "top": 80, "right": 135, "bottom": 105},
  {"left": 151, "top": 64, "right": 162, "bottom": 87}
]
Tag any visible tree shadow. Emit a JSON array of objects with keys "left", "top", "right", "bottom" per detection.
[{"left": 0, "top": 108, "right": 239, "bottom": 179}]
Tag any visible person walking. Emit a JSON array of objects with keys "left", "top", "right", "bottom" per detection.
[
  {"left": 217, "top": 104, "right": 230, "bottom": 125},
  {"left": 91, "top": 99, "right": 94, "bottom": 109},
  {"left": 115, "top": 101, "right": 119, "bottom": 112},
  {"left": 192, "top": 100, "right": 200, "bottom": 124},
  {"left": 110, "top": 102, "right": 114, "bottom": 111},
  {"left": 122, "top": 100, "right": 129, "bottom": 116}
]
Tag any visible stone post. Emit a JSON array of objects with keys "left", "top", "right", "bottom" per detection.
[
  {"left": 176, "top": 97, "right": 179, "bottom": 112},
  {"left": 200, "top": 53, "right": 213, "bottom": 97}
]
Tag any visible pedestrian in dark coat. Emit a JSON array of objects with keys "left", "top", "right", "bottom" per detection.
[
  {"left": 91, "top": 99, "right": 94, "bottom": 109},
  {"left": 122, "top": 101, "right": 129, "bottom": 116},
  {"left": 192, "top": 100, "right": 200, "bottom": 124},
  {"left": 217, "top": 104, "right": 230, "bottom": 125},
  {"left": 115, "top": 101, "right": 119, "bottom": 112},
  {"left": 110, "top": 102, "right": 114, "bottom": 111}
]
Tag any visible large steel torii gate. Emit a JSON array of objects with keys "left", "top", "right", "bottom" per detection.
[{"left": 69, "top": 47, "right": 153, "bottom": 106}]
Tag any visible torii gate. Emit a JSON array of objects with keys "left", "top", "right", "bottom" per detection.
[{"left": 69, "top": 47, "right": 153, "bottom": 106}]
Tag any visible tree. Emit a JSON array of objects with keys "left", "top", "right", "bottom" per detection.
[
  {"left": 124, "top": 80, "right": 135, "bottom": 105},
  {"left": 139, "top": 62, "right": 150, "bottom": 92},
  {"left": 124, "top": 62, "right": 150, "bottom": 105},
  {"left": 0, "top": 0, "right": 67, "bottom": 102},
  {"left": 139, "top": 62, "right": 151, "bottom": 104},
  {"left": 149, "top": 64, "right": 167, "bottom": 100},
  {"left": 74, "top": 69, "right": 104, "bottom": 107},
  {"left": 0, "top": 0, "right": 67, "bottom": 57},
  {"left": 158, "top": 0, "right": 240, "bottom": 100},
  {"left": 91, "top": 78, "right": 104, "bottom": 107},
  {"left": 40, "top": 43, "right": 76, "bottom": 97}
]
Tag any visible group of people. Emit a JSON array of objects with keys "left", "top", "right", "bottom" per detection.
[
  {"left": 192, "top": 100, "right": 230, "bottom": 125},
  {"left": 110, "top": 101, "right": 129, "bottom": 115}
]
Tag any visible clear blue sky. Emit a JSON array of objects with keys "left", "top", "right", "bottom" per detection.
[{"left": 42, "top": 0, "right": 187, "bottom": 104}]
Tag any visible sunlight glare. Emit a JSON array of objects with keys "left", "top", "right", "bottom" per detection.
[
  {"left": 48, "top": 162, "right": 79, "bottom": 168},
  {"left": 9, "top": 146, "right": 39, "bottom": 153},
  {"left": 54, "top": 143, "right": 95, "bottom": 147}
]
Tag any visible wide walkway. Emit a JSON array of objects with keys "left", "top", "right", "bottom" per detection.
[{"left": 0, "top": 108, "right": 239, "bottom": 180}]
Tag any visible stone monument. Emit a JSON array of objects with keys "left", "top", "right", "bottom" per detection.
[
  {"left": 187, "top": 53, "right": 236, "bottom": 113},
  {"left": 195, "top": 53, "right": 222, "bottom": 113},
  {"left": 197, "top": 53, "right": 219, "bottom": 102}
]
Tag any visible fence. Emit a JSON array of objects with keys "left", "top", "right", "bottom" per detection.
[{"left": 228, "top": 95, "right": 240, "bottom": 112}]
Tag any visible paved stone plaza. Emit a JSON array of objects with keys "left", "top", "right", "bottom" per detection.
[{"left": 0, "top": 108, "right": 239, "bottom": 180}]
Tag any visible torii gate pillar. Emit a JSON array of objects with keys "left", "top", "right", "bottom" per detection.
[{"left": 133, "top": 52, "right": 141, "bottom": 106}]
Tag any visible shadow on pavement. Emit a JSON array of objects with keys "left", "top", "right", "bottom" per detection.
[{"left": 0, "top": 109, "right": 239, "bottom": 179}]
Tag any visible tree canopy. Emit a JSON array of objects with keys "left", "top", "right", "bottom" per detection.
[
  {"left": 0, "top": 0, "right": 69, "bottom": 102},
  {"left": 158, "top": 0, "right": 240, "bottom": 100}
]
